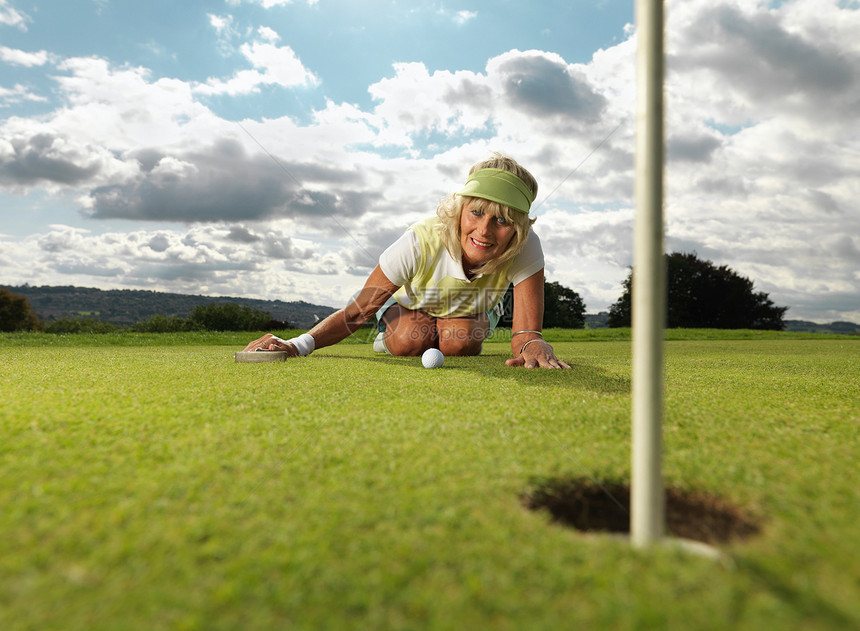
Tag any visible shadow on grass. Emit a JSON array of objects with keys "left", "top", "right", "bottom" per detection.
[
  {"left": 316, "top": 351, "right": 631, "bottom": 396},
  {"left": 731, "top": 558, "right": 858, "bottom": 629}
]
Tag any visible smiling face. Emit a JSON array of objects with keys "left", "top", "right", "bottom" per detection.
[{"left": 459, "top": 199, "right": 517, "bottom": 274}]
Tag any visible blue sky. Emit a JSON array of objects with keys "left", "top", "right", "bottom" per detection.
[{"left": 1, "top": 0, "right": 859, "bottom": 323}]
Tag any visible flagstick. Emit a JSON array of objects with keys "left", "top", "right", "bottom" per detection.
[{"left": 631, "top": 0, "right": 666, "bottom": 547}]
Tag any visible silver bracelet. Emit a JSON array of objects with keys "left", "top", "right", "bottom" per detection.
[
  {"left": 512, "top": 330, "right": 542, "bottom": 337},
  {"left": 520, "top": 338, "right": 546, "bottom": 355}
]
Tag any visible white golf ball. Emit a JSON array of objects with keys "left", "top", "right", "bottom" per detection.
[{"left": 421, "top": 348, "right": 444, "bottom": 369}]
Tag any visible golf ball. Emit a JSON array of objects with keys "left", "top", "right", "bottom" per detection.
[{"left": 422, "top": 348, "right": 444, "bottom": 369}]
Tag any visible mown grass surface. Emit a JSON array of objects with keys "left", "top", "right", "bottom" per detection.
[
  {"left": 0, "top": 334, "right": 857, "bottom": 630},
  {"left": 1, "top": 325, "right": 854, "bottom": 348}
]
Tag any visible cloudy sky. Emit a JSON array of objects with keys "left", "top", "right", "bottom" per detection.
[{"left": 1, "top": 0, "right": 858, "bottom": 323}]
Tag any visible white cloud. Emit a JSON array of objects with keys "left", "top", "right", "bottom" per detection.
[
  {"left": 0, "top": 83, "right": 49, "bottom": 107},
  {"left": 239, "top": 40, "right": 319, "bottom": 87},
  {"left": 257, "top": 25, "right": 280, "bottom": 42},
  {"left": 0, "top": 46, "right": 51, "bottom": 66},
  {"left": 0, "top": 0, "right": 28, "bottom": 30},
  {"left": 225, "top": 0, "right": 319, "bottom": 8},
  {"left": 436, "top": 6, "right": 477, "bottom": 25},
  {"left": 40, "top": 57, "right": 216, "bottom": 153},
  {"left": 208, "top": 13, "right": 242, "bottom": 57},
  {"left": 193, "top": 68, "right": 271, "bottom": 96},
  {"left": 0, "top": 222, "right": 363, "bottom": 305},
  {"left": 208, "top": 13, "right": 232, "bottom": 33},
  {"left": 0, "top": 131, "right": 139, "bottom": 193},
  {"left": 367, "top": 62, "right": 492, "bottom": 148},
  {"left": 149, "top": 156, "right": 199, "bottom": 183},
  {"left": 194, "top": 40, "right": 318, "bottom": 95},
  {"left": 454, "top": 10, "right": 477, "bottom": 25}
]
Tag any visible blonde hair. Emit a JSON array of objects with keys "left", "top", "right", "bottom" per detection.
[{"left": 436, "top": 153, "right": 538, "bottom": 277}]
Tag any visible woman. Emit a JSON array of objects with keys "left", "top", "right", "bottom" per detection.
[{"left": 244, "top": 153, "right": 570, "bottom": 369}]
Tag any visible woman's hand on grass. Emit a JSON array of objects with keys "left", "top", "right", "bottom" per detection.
[
  {"left": 506, "top": 340, "right": 570, "bottom": 370},
  {"left": 243, "top": 334, "right": 299, "bottom": 356}
]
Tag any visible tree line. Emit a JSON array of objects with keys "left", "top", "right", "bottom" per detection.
[
  {"left": 606, "top": 252, "right": 787, "bottom": 329},
  {"left": 499, "top": 252, "right": 787, "bottom": 330},
  {"left": 0, "top": 295, "right": 288, "bottom": 333},
  {"left": 0, "top": 284, "right": 332, "bottom": 328},
  {"left": 2, "top": 252, "right": 791, "bottom": 333}
]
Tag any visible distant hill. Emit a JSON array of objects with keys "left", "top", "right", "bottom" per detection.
[
  {"left": 585, "top": 312, "right": 610, "bottom": 328},
  {"left": 1, "top": 285, "right": 338, "bottom": 330},
  {"left": 783, "top": 320, "right": 859, "bottom": 335},
  {"left": 4, "top": 285, "right": 857, "bottom": 335},
  {"left": 583, "top": 311, "right": 856, "bottom": 334}
]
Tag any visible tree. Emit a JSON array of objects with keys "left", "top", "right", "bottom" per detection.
[
  {"left": 131, "top": 314, "right": 198, "bottom": 333},
  {"left": 0, "top": 289, "right": 41, "bottom": 332},
  {"left": 607, "top": 252, "right": 787, "bottom": 329},
  {"left": 42, "top": 318, "right": 118, "bottom": 334},
  {"left": 497, "top": 280, "right": 586, "bottom": 329},
  {"left": 607, "top": 278, "right": 632, "bottom": 328},
  {"left": 188, "top": 302, "right": 273, "bottom": 331},
  {"left": 543, "top": 280, "right": 586, "bottom": 328}
]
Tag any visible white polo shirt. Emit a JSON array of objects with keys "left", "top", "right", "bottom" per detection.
[{"left": 378, "top": 216, "right": 544, "bottom": 318}]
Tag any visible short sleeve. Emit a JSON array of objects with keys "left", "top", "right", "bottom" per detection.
[
  {"left": 378, "top": 229, "right": 420, "bottom": 288},
  {"left": 508, "top": 231, "right": 545, "bottom": 286}
]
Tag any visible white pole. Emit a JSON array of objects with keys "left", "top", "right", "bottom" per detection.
[{"left": 631, "top": 0, "right": 666, "bottom": 547}]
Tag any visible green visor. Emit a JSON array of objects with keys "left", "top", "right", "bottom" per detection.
[{"left": 457, "top": 168, "right": 534, "bottom": 214}]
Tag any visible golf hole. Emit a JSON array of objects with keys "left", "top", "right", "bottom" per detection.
[{"left": 522, "top": 477, "right": 762, "bottom": 545}]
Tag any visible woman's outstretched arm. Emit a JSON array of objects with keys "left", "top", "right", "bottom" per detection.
[{"left": 243, "top": 265, "right": 399, "bottom": 355}]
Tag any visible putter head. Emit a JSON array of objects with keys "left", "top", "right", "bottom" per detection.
[{"left": 234, "top": 350, "right": 288, "bottom": 363}]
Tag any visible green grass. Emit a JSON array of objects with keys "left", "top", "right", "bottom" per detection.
[
  {"left": 0, "top": 330, "right": 280, "bottom": 347},
  {"left": 2, "top": 325, "right": 853, "bottom": 348},
  {"left": 0, "top": 333, "right": 857, "bottom": 630}
]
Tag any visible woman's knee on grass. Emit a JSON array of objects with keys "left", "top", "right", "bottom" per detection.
[
  {"left": 437, "top": 315, "right": 489, "bottom": 356},
  {"left": 382, "top": 306, "right": 437, "bottom": 356}
]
